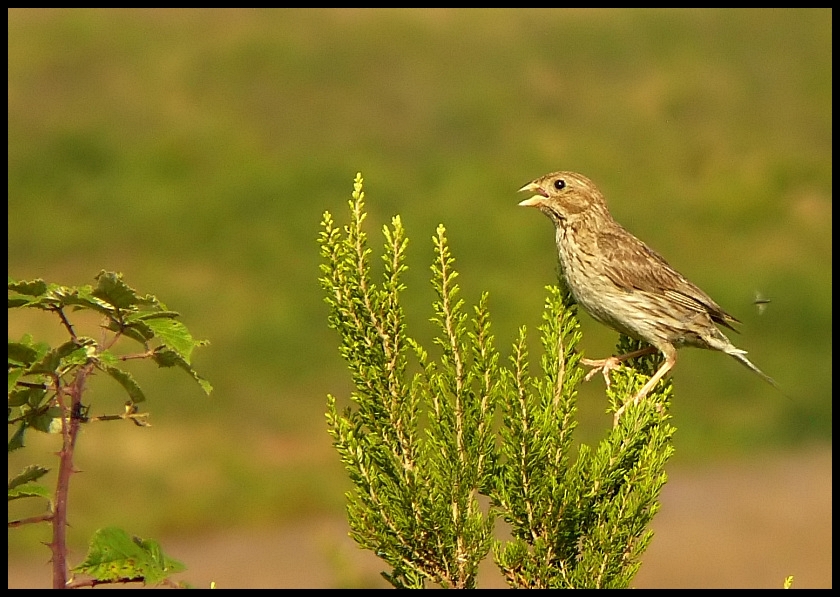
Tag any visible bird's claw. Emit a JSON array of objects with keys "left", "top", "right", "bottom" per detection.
[
  {"left": 583, "top": 367, "right": 602, "bottom": 383},
  {"left": 581, "top": 356, "right": 623, "bottom": 388}
]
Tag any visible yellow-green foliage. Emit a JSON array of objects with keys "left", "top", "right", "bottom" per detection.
[{"left": 320, "top": 174, "right": 675, "bottom": 588}]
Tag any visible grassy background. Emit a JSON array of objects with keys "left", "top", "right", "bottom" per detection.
[{"left": 8, "top": 8, "right": 831, "bottom": 586}]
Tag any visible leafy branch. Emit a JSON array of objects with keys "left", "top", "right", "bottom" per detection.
[{"left": 8, "top": 271, "right": 211, "bottom": 588}]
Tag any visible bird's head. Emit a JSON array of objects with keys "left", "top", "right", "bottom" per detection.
[{"left": 518, "top": 171, "right": 608, "bottom": 225}]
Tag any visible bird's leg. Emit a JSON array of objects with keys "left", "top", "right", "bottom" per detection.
[
  {"left": 612, "top": 352, "right": 676, "bottom": 427},
  {"left": 581, "top": 346, "right": 658, "bottom": 388}
]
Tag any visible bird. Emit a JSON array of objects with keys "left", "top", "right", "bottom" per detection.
[{"left": 517, "top": 170, "right": 777, "bottom": 423}]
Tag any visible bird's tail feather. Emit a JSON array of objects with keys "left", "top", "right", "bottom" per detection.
[{"left": 726, "top": 347, "right": 779, "bottom": 390}]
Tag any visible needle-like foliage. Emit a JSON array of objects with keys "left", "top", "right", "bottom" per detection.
[
  {"left": 320, "top": 174, "right": 496, "bottom": 588},
  {"left": 319, "top": 173, "right": 674, "bottom": 588},
  {"left": 493, "top": 287, "right": 675, "bottom": 588}
]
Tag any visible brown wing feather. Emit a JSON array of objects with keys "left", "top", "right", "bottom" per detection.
[{"left": 597, "top": 227, "right": 740, "bottom": 331}]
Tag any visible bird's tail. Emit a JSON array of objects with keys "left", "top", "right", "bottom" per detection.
[{"left": 725, "top": 347, "right": 780, "bottom": 390}]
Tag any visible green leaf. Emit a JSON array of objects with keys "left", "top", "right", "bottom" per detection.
[
  {"left": 108, "top": 318, "right": 155, "bottom": 344},
  {"left": 8, "top": 368, "right": 24, "bottom": 393},
  {"left": 8, "top": 422, "right": 27, "bottom": 452},
  {"left": 25, "top": 405, "right": 64, "bottom": 434},
  {"left": 8, "top": 482, "right": 52, "bottom": 502},
  {"left": 62, "top": 287, "right": 118, "bottom": 317},
  {"left": 71, "top": 527, "right": 186, "bottom": 585},
  {"left": 8, "top": 385, "right": 48, "bottom": 408},
  {"left": 144, "top": 318, "right": 199, "bottom": 364},
  {"left": 8, "top": 341, "right": 43, "bottom": 367},
  {"left": 128, "top": 311, "right": 182, "bottom": 321},
  {"left": 99, "top": 364, "right": 146, "bottom": 404},
  {"left": 93, "top": 271, "right": 152, "bottom": 310},
  {"left": 27, "top": 339, "right": 94, "bottom": 375},
  {"left": 8, "top": 464, "right": 50, "bottom": 490},
  {"left": 8, "top": 278, "right": 48, "bottom": 297},
  {"left": 152, "top": 348, "right": 213, "bottom": 396},
  {"left": 195, "top": 375, "right": 212, "bottom": 396},
  {"left": 8, "top": 297, "right": 31, "bottom": 308},
  {"left": 96, "top": 350, "right": 119, "bottom": 367}
]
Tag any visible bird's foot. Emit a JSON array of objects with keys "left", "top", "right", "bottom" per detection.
[
  {"left": 582, "top": 346, "right": 658, "bottom": 389},
  {"left": 581, "top": 356, "right": 624, "bottom": 388}
]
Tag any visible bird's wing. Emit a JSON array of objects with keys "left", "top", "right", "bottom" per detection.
[{"left": 597, "top": 228, "right": 740, "bottom": 331}]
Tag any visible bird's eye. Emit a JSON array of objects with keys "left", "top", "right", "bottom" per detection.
[{"left": 553, "top": 179, "right": 566, "bottom": 190}]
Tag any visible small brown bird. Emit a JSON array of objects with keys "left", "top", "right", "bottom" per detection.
[{"left": 518, "top": 171, "right": 776, "bottom": 422}]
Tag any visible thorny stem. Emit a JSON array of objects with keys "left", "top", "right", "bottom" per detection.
[
  {"left": 52, "top": 307, "right": 77, "bottom": 341},
  {"left": 66, "top": 576, "right": 146, "bottom": 589},
  {"left": 118, "top": 349, "right": 156, "bottom": 361},
  {"left": 51, "top": 363, "right": 93, "bottom": 588},
  {"left": 7, "top": 513, "right": 53, "bottom": 527}
]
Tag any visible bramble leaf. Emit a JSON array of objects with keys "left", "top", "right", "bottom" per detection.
[
  {"left": 152, "top": 348, "right": 212, "bottom": 396},
  {"left": 8, "top": 464, "right": 50, "bottom": 490},
  {"left": 8, "top": 278, "right": 48, "bottom": 298},
  {"left": 71, "top": 527, "right": 186, "bottom": 585},
  {"left": 144, "top": 318, "right": 198, "bottom": 364},
  {"left": 8, "top": 482, "right": 52, "bottom": 502},
  {"left": 93, "top": 271, "right": 154, "bottom": 310},
  {"left": 98, "top": 364, "right": 146, "bottom": 404}
]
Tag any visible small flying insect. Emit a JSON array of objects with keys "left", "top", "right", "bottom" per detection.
[{"left": 753, "top": 291, "right": 771, "bottom": 315}]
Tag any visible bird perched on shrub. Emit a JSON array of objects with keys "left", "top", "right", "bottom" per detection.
[{"left": 518, "top": 170, "right": 777, "bottom": 423}]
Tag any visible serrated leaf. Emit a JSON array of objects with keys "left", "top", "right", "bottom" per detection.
[
  {"left": 8, "top": 341, "right": 41, "bottom": 367},
  {"left": 72, "top": 527, "right": 186, "bottom": 585},
  {"left": 93, "top": 271, "right": 144, "bottom": 310},
  {"left": 27, "top": 340, "right": 93, "bottom": 375},
  {"left": 62, "top": 289, "right": 118, "bottom": 317},
  {"left": 152, "top": 348, "right": 212, "bottom": 396},
  {"left": 8, "top": 278, "right": 48, "bottom": 297},
  {"left": 8, "top": 368, "right": 24, "bottom": 393},
  {"left": 151, "top": 347, "right": 181, "bottom": 368},
  {"left": 99, "top": 364, "right": 146, "bottom": 404},
  {"left": 8, "top": 464, "right": 50, "bottom": 490},
  {"left": 144, "top": 318, "right": 197, "bottom": 364},
  {"left": 194, "top": 375, "right": 213, "bottom": 396},
  {"left": 26, "top": 344, "right": 69, "bottom": 375},
  {"left": 96, "top": 350, "right": 119, "bottom": 367},
  {"left": 8, "top": 297, "right": 31, "bottom": 308},
  {"left": 8, "top": 422, "right": 27, "bottom": 451},
  {"left": 108, "top": 318, "right": 155, "bottom": 344},
  {"left": 8, "top": 482, "right": 51, "bottom": 502},
  {"left": 8, "top": 386, "right": 47, "bottom": 408},
  {"left": 29, "top": 407, "right": 63, "bottom": 434},
  {"left": 128, "top": 310, "right": 182, "bottom": 321}
]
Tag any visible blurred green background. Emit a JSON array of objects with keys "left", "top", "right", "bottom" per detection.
[{"left": 8, "top": 8, "right": 831, "bottom": 588}]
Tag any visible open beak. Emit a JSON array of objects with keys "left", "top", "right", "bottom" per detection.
[{"left": 517, "top": 181, "right": 548, "bottom": 207}]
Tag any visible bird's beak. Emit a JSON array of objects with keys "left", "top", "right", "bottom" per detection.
[{"left": 517, "top": 181, "right": 548, "bottom": 207}]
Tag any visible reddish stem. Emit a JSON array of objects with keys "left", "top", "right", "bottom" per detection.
[{"left": 50, "top": 366, "right": 90, "bottom": 589}]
